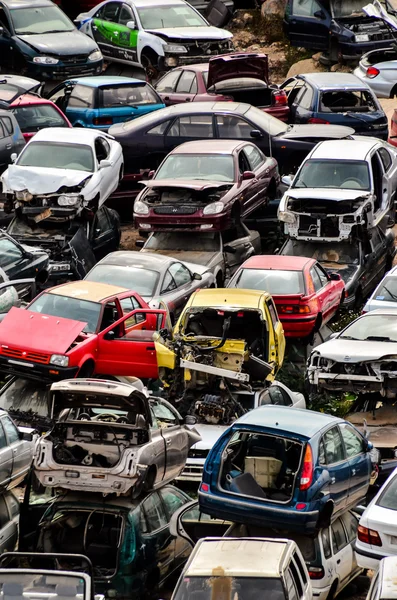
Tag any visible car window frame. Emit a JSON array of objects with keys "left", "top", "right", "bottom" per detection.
[
  {"left": 322, "top": 426, "right": 345, "bottom": 465},
  {"left": 167, "top": 113, "right": 215, "bottom": 138},
  {"left": 140, "top": 491, "right": 168, "bottom": 534},
  {"left": 339, "top": 423, "right": 365, "bottom": 459},
  {"left": 1, "top": 415, "right": 19, "bottom": 445},
  {"left": 243, "top": 144, "right": 265, "bottom": 170},
  {"left": 175, "top": 70, "right": 197, "bottom": 94},
  {"left": 331, "top": 517, "right": 349, "bottom": 554},
  {"left": 155, "top": 70, "right": 182, "bottom": 94},
  {"left": 378, "top": 147, "right": 392, "bottom": 172}
]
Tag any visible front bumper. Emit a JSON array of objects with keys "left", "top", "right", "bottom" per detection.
[
  {"left": 0, "top": 354, "right": 78, "bottom": 382},
  {"left": 339, "top": 39, "right": 395, "bottom": 61},
  {"left": 309, "top": 369, "right": 384, "bottom": 393},
  {"left": 161, "top": 48, "right": 232, "bottom": 69},
  {"left": 26, "top": 59, "right": 103, "bottom": 80},
  {"left": 135, "top": 211, "right": 231, "bottom": 232}
]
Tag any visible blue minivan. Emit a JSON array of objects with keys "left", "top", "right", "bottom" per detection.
[{"left": 199, "top": 405, "right": 372, "bottom": 533}]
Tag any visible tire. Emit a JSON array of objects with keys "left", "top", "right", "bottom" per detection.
[
  {"left": 391, "top": 84, "right": 397, "bottom": 99},
  {"left": 326, "top": 581, "right": 338, "bottom": 600},
  {"left": 78, "top": 360, "right": 95, "bottom": 378},
  {"left": 354, "top": 287, "right": 363, "bottom": 309},
  {"left": 141, "top": 49, "right": 159, "bottom": 82}
]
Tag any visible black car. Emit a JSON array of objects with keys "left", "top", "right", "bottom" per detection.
[
  {"left": 0, "top": 231, "right": 48, "bottom": 282},
  {"left": 108, "top": 101, "right": 354, "bottom": 175},
  {"left": 7, "top": 206, "right": 120, "bottom": 283},
  {"left": 0, "top": 0, "right": 103, "bottom": 81},
  {"left": 283, "top": 0, "right": 396, "bottom": 63},
  {"left": 280, "top": 226, "right": 396, "bottom": 307},
  {"left": 0, "top": 108, "right": 24, "bottom": 171}
]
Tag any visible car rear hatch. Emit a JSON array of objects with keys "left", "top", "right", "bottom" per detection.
[
  {"left": 318, "top": 88, "right": 387, "bottom": 134},
  {"left": 207, "top": 53, "right": 269, "bottom": 88}
]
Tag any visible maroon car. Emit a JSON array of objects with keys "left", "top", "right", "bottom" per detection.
[
  {"left": 133, "top": 139, "right": 279, "bottom": 232},
  {"left": 154, "top": 53, "right": 289, "bottom": 122}
]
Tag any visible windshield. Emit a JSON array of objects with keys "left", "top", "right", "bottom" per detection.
[
  {"left": 145, "top": 232, "right": 219, "bottom": 251},
  {"left": 10, "top": 6, "right": 75, "bottom": 34},
  {"left": 331, "top": 0, "right": 368, "bottom": 18},
  {"left": 12, "top": 104, "right": 69, "bottom": 133},
  {"left": 101, "top": 84, "right": 160, "bottom": 107},
  {"left": 156, "top": 154, "right": 235, "bottom": 182},
  {"left": 29, "top": 293, "right": 101, "bottom": 333},
  {"left": 373, "top": 277, "right": 397, "bottom": 303},
  {"left": 283, "top": 239, "right": 359, "bottom": 265},
  {"left": 17, "top": 142, "right": 94, "bottom": 172},
  {"left": 174, "top": 576, "right": 285, "bottom": 600},
  {"left": 339, "top": 314, "right": 397, "bottom": 341},
  {"left": 294, "top": 159, "right": 370, "bottom": 190},
  {"left": 233, "top": 268, "right": 304, "bottom": 294},
  {"left": 137, "top": 4, "right": 207, "bottom": 28},
  {"left": 377, "top": 474, "right": 397, "bottom": 510},
  {"left": 246, "top": 105, "right": 288, "bottom": 136},
  {"left": 0, "top": 572, "right": 86, "bottom": 600},
  {"left": 86, "top": 265, "right": 159, "bottom": 297}
]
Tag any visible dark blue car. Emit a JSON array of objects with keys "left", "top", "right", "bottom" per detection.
[
  {"left": 280, "top": 72, "right": 388, "bottom": 140},
  {"left": 199, "top": 405, "right": 372, "bottom": 534}
]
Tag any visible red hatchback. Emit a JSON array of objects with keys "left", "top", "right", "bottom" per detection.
[
  {"left": 10, "top": 94, "right": 71, "bottom": 142},
  {"left": 228, "top": 255, "right": 345, "bottom": 338}
]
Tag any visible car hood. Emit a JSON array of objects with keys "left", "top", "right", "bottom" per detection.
[
  {"left": 189, "top": 423, "right": 227, "bottom": 451},
  {"left": 3, "top": 165, "right": 92, "bottom": 194},
  {"left": 0, "top": 307, "right": 86, "bottom": 354},
  {"left": 18, "top": 30, "right": 98, "bottom": 55},
  {"left": 207, "top": 53, "right": 268, "bottom": 88},
  {"left": 141, "top": 179, "right": 231, "bottom": 191},
  {"left": 287, "top": 188, "right": 371, "bottom": 201},
  {"left": 314, "top": 338, "right": 397, "bottom": 362},
  {"left": 280, "top": 124, "right": 354, "bottom": 139},
  {"left": 146, "top": 27, "right": 232, "bottom": 41},
  {"left": 141, "top": 249, "right": 219, "bottom": 266}
]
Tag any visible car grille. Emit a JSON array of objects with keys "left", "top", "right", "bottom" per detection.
[
  {"left": 184, "top": 40, "right": 232, "bottom": 57},
  {"left": 330, "top": 363, "right": 371, "bottom": 376},
  {"left": 0, "top": 346, "right": 50, "bottom": 365},
  {"left": 153, "top": 205, "right": 199, "bottom": 215},
  {"left": 298, "top": 215, "right": 340, "bottom": 238},
  {"left": 59, "top": 54, "right": 90, "bottom": 65}
]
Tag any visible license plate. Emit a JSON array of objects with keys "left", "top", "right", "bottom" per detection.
[
  {"left": 34, "top": 208, "right": 52, "bottom": 223},
  {"left": 390, "top": 536, "right": 397, "bottom": 545}
]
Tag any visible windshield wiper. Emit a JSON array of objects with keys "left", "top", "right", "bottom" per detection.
[
  {"left": 383, "top": 285, "right": 397, "bottom": 301},
  {"left": 43, "top": 29, "right": 74, "bottom": 33},
  {"left": 365, "top": 336, "right": 392, "bottom": 342},
  {"left": 338, "top": 335, "right": 360, "bottom": 340}
]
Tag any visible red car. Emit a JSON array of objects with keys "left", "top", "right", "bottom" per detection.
[
  {"left": 0, "top": 281, "right": 166, "bottom": 382},
  {"left": 10, "top": 94, "right": 71, "bottom": 142},
  {"left": 227, "top": 255, "right": 345, "bottom": 338},
  {"left": 389, "top": 108, "right": 397, "bottom": 148},
  {"left": 154, "top": 53, "right": 289, "bottom": 122}
]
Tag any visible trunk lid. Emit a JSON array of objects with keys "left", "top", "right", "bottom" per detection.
[
  {"left": 363, "top": 503, "right": 397, "bottom": 549},
  {"left": 207, "top": 52, "right": 269, "bottom": 89}
]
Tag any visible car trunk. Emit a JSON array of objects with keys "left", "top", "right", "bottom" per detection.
[
  {"left": 208, "top": 78, "right": 275, "bottom": 108},
  {"left": 219, "top": 430, "right": 304, "bottom": 504},
  {"left": 361, "top": 47, "right": 397, "bottom": 67}
]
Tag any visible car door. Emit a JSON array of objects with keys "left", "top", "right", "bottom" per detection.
[
  {"left": 265, "top": 297, "right": 285, "bottom": 369},
  {"left": 169, "top": 70, "right": 198, "bottom": 105},
  {"left": 330, "top": 517, "right": 353, "bottom": 589},
  {"left": 164, "top": 114, "right": 215, "bottom": 155},
  {"left": 315, "top": 261, "right": 340, "bottom": 318},
  {"left": 0, "top": 420, "right": 12, "bottom": 490},
  {"left": 169, "top": 500, "right": 231, "bottom": 548},
  {"left": 339, "top": 512, "right": 361, "bottom": 582},
  {"left": 0, "top": 492, "right": 18, "bottom": 553},
  {"left": 159, "top": 487, "right": 191, "bottom": 572},
  {"left": 65, "top": 84, "right": 95, "bottom": 127},
  {"left": 339, "top": 423, "right": 371, "bottom": 507},
  {"left": 155, "top": 70, "right": 183, "bottom": 106},
  {"left": 284, "top": 0, "right": 330, "bottom": 50},
  {"left": 377, "top": 146, "right": 396, "bottom": 218},
  {"left": 291, "top": 83, "right": 315, "bottom": 124},
  {"left": 151, "top": 399, "right": 188, "bottom": 481},
  {"left": 90, "top": 2, "right": 122, "bottom": 61},
  {"left": 370, "top": 227, "right": 388, "bottom": 290},
  {"left": 163, "top": 262, "right": 198, "bottom": 319},
  {"left": 115, "top": 3, "right": 139, "bottom": 64},
  {"left": 90, "top": 206, "right": 115, "bottom": 259},
  {"left": 215, "top": 113, "right": 266, "bottom": 147},
  {"left": 1, "top": 414, "right": 31, "bottom": 485},
  {"left": 243, "top": 144, "right": 273, "bottom": 213},
  {"left": 320, "top": 427, "right": 350, "bottom": 514},
  {"left": 222, "top": 225, "right": 255, "bottom": 276},
  {"left": 310, "top": 265, "right": 332, "bottom": 321},
  {"left": 0, "top": 237, "right": 33, "bottom": 280},
  {"left": 48, "top": 83, "right": 73, "bottom": 115}
]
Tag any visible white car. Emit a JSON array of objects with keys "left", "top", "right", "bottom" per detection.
[
  {"left": 356, "top": 467, "right": 397, "bottom": 571},
  {"left": 307, "top": 309, "right": 397, "bottom": 398},
  {"left": 279, "top": 138, "right": 397, "bottom": 241},
  {"left": 1, "top": 128, "right": 123, "bottom": 221},
  {"left": 363, "top": 265, "right": 397, "bottom": 313},
  {"left": 365, "top": 556, "right": 397, "bottom": 600},
  {"left": 75, "top": 0, "right": 233, "bottom": 76},
  {"left": 179, "top": 381, "right": 306, "bottom": 482},
  {"left": 354, "top": 47, "right": 397, "bottom": 99}
]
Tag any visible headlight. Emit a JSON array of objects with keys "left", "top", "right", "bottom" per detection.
[
  {"left": 58, "top": 195, "right": 80, "bottom": 207},
  {"left": 33, "top": 56, "right": 59, "bottom": 65},
  {"left": 163, "top": 44, "right": 187, "bottom": 53},
  {"left": 134, "top": 200, "right": 149, "bottom": 215},
  {"left": 50, "top": 354, "right": 69, "bottom": 367},
  {"left": 88, "top": 49, "right": 103, "bottom": 62},
  {"left": 16, "top": 190, "right": 32, "bottom": 201},
  {"left": 203, "top": 202, "right": 224, "bottom": 215},
  {"left": 278, "top": 211, "right": 296, "bottom": 224},
  {"left": 355, "top": 34, "right": 369, "bottom": 42}
]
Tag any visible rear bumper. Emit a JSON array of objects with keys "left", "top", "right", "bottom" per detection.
[
  {"left": 354, "top": 543, "right": 385, "bottom": 570},
  {"left": 281, "top": 315, "right": 317, "bottom": 338},
  {"left": 0, "top": 355, "right": 79, "bottom": 382}
]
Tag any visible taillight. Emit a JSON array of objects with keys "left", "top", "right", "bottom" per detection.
[
  {"left": 300, "top": 443, "right": 313, "bottom": 491},
  {"left": 308, "top": 117, "right": 330, "bottom": 124},
  {"left": 272, "top": 89, "right": 288, "bottom": 106},
  {"left": 358, "top": 525, "right": 382, "bottom": 546},
  {"left": 366, "top": 66, "right": 380, "bottom": 79},
  {"left": 278, "top": 304, "right": 311, "bottom": 314},
  {"left": 93, "top": 116, "right": 113, "bottom": 126},
  {"left": 308, "top": 566, "right": 325, "bottom": 580}
]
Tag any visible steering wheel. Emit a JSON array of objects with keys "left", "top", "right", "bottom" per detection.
[
  {"left": 92, "top": 413, "right": 118, "bottom": 422},
  {"left": 116, "top": 416, "right": 130, "bottom": 423},
  {"left": 77, "top": 413, "right": 91, "bottom": 420},
  {"left": 341, "top": 178, "right": 363, "bottom": 187}
]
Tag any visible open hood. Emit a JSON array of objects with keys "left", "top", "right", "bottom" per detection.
[
  {"left": 363, "top": 1, "right": 397, "bottom": 29},
  {"left": 4, "top": 165, "right": 92, "bottom": 195},
  {"left": 0, "top": 307, "right": 86, "bottom": 354},
  {"left": 142, "top": 179, "right": 230, "bottom": 191},
  {"left": 50, "top": 378, "right": 151, "bottom": 425},
  {"left": 287, "top": 188, "right": 371, "bottom": 202},
  {"left": 207, "top": 53, "right": 269, "bottom": 89}
]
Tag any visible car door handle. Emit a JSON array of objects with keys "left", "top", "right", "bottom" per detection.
[
  {"left": 336, "top": 559, "right": 341, "bottom": 565},
  {"left": 166, "top": 439, "right": 172, "bottom": 445},
  {"left": 352, "top": 468, "right": 356, "bottom": 476},
  {"left": 331, "top": 477, "right": 336, "bottom": 484},
  {"left": 5, "top": 144, "right": 11, "bottom": 150},
  {"left": 92, "top": 25, "right": 97, "bottom": 31},
  {"left": 146, "top": 346, "right": 155, "bottom": 351}
]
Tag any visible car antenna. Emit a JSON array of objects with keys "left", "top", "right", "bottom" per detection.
[{"left": 268, "top": 130, "right": 272, "bottom": 158}]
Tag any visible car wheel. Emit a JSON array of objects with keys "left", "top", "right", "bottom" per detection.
[
  {"left": 78, "top": 360, "right": 95, "bottom": 378},
  {"left": 326, "top": 581, "right": 338, "bottom": 600},
  {"left": 141, "top": 49, "right": 159, "bottom": 82},
  {"left": 118, "top": 165, "right": 124, "bottom": 183}
]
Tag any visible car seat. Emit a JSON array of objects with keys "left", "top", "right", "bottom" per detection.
[
  {"left": 2, "top": 583, "right": 24, "bottom": 600},
  {"left": 228, "top": 471, "right": 267, "bottom": 499},
  {"left": 55, "top": 584, "right": 78, "bottom": 600}
]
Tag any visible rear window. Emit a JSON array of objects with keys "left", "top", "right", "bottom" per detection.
[
  {"left": 233, "top": 268, "right": 305, "bottom": 295},
  {"left": 100, "top": 84, "right": 160, "bottom": 108},
  {"left": 377, "top": 474, "right": 397, "bottom": 511},
  {"left": 320, "top": 90, "right": 377, "bottom": 113},
  {"left": 284, "top": 534, "right": 316, "bottom": 562},
  {"left": 12, "top": 104, "right": 68, "bottom": 133}
]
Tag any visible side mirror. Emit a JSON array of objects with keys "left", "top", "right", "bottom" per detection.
[
  {"left": 0, "top": 26, "right": 3, "bottom": 35},
  {"left": 250, "top": 129, "right": 262, "bottom": 139},
  {"left": 185, "top": 415, "right": 197, "bottom": 425},
  {"left": 366, "top": 440, "right": 374, "bottom": 452},
  {"left": 148, "top": 170, "right": 155, "bottom": 179},
  {"left": 241, "top": 170, "right": 255, "bottom": 181},
  {"left": 281, "top": 175, "right": 293, "bottom": 187},
  {"left": 224, "top": 244, "right": 237, "bottom": 254},
  {"left": 10, "top": 153, "right": 17, "bottom": 163},
  {"left": 314, "top": 9, "right": 326, "bottom": 18},
  {"left": 104, "top": 330, "right": 116, "bottom": 341},
  {"left": 329, "top": 272, "right": 341, "bottom": 281},
  {"left": 99, "top": 159, "right": 112, "bottom": 169},
  {"left": 135, "top": 239, "right": 144, "bottom": 248},
  {"left": 19, "top": 430, "right": 33, "bottom": 442},
  {"left": 126, "top": 20, "right": 136, "bottom": 29},
  {"left": 329, "top": 332, "right": 338, "bottom": 339},
  {"left": 192, "top": 272, "right": 202, "bottom": 281}
]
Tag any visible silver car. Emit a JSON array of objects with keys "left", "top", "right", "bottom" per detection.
[
  {"left": 0, "top": 408, "right": 33, "bottom": 491},
  {"left": 354, "top": 47, "right": 397, "bottom": 98},
  {"left": 85, "top": 250, "right": 215, "bottom": 323}
]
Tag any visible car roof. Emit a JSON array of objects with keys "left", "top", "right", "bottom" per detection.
[
  {"left": 235, "top": 405, "right": 341, "bottom": 437},
  {"left": 28, "top": 127, "right": 105, "bottom": 144},
  {"left": 189, "top": 288, "right": 271, "bottom": 309},
  {"left": 47, "top": 281, "right": 128, "bottom": 303},
  {"left": 1, "top": 0, "right": 51, "bottom": 6},
  {"left": 310, "top": 138, "right": 377, "bottom": 161},
  {"left": 242, "top": 255, "right": 313, "bottom": 271},
  {"left": 170, "top": 139, "right": 245, "bottom": 154},
  {"left": 10, "top": 94, "right": 56, "bottom": 107},
  {"left": 97, "top": 250, "right": 173, "bottom": 269},
  {"left": 136, "top": 101, "right": 251, "bottom": 120},
  {"left": 67, "top": 76, "right": 147, "bottom": 87},
  {"left": 298, "top": 72, "right": 369, "bottom": 90},
  {"left": 186, "top": 538, "right": 291, "bottom": 577}
]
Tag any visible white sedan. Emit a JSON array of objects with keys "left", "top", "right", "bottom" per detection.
[
  {"left": 1, "top": 127, "right": 123, "bottom": 221},
  {"left": 354, "top": 47, "right": 397, "bottom": 99}
]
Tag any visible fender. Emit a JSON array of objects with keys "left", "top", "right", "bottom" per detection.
[{"left": 137, "top": 31, "right": 167, "bottom": 62}]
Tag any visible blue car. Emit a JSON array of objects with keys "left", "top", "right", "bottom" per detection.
[
  {"left": 199, "top": 405, "right": 372, "bottom": 534},
  {"left": 48, "top": 76, "right": 165, "bottom": 130},
  {"left": 280, "top": 72, "right": 388, "bottom": 140}
]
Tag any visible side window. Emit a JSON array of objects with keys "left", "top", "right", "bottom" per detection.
[
  {"left": 315, "top": 264, "right": 328, "bottom": 288},
  {"left": 95, "top": 137, "right": 110, "bottom": 162},
  {"left": 118, "top": 4, "right": 134, "bottom": 25},
  {"left": 238, "top": 150, "right": 251, "bottom": 174},
  {"left": 159, "top": 488, "right": 186, "bottom": 518},
  {"left": 297, "top": 85, "right": 314, "bottom": 110},
  {"left": 371, "top": 227, "right": 384, "bottom": 252},
  {"left": 0, "top": 496, "right": 9, "bottom": 529},
  {"left": 0, "top": 239, "right": 23, "bottom": 267},
  {"left": 216, "top": 114, "right": 252, "bottom": 138},
  {"left": 100, "top": 301, "right": 119, "bottom": 330},
  {"left": 1, "top": 116, "right": 13, "bottom": 135},
  {"left": 161, "top": 269, "right": 177, "bottom": 293},
  {"left": 319, "top": 439, "right": 326, "bottom": 465},
  {"left": 323, "top": 427, "right": 345, "bottom": 464},
  {"left": 155, "top": 71, "right": 181, "bottom": 93},
  {"left": 285, "top": 569, "right": 298, "bottom": 600},
  {"left": 292, "top": 0, "right": 323, "bottom": 17},
  {"left": 268, "top": 385, "right": 292, "bottom": 407},
  {"left": 175, "top": 71, "right": 196, "bottom": 94},
  {"left": 310, "top": 267, "right": 322, "bottom": 292},
  {"left": 378, "top": 147, "right": 392, "bottom": 172},
  {"left": 68, "top": 85, "right": 94, "bottom": 108},
  {"left": 140, "top": 492, "right": 167, "bottom": 533},
  {"left": 340, "top": 511, "right": 358, "bottom": 544},
  {"left": 119, "top": 295, "right": 141, "bottom": 327},
  {"left": 244, "top": 144, "right": 265, "bottom": 170},
  {"left": 0, "top": 121, "right": 4, "bottom": 139},
  {"left": 167, "top": 115, "right": 213, "bottom": 138},
  {"left": 339, "top": 424, "right": 365, "bottom": 458},
  {"left": 293, "top": 553, "right": 308, "bottom": 586},
  {"left": 0, "top": 8, "right": 11, "bottom": 31},
  {"left": 0, "top": 422, "right": 7, "bottom": 449},
  {"left": 151, "top": 401, "right": 178, "bottom": 428},
  {"left": 289, "top": 560, "right": 303, "bottom": 597},
  {"left": 267, "top": 300, "right": 280, "bottom": 327},
  {"left": 168, "top": 263, "right": 191, "bottom": 288},
  {"left": 99, "top": 2, "right": 120, "bottom": 21},
  {"left": 5, "top": 493, "right": 19, "bottom": 519},
  {"left": 49, "top": 85, "right": 68, "bottom": 110},
  {"left": 1, "top": 417, "right": 19, "bottom": 445},
  {"left": 331, "top": 518, "right": 349, "bottom": 553},
  {"left": 147, "top": 120, "right": 171, "bottom": 135},
  {"left": 321, "top": 527, "right": 332, "bottom": 559}
]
